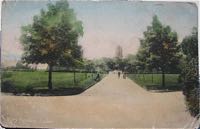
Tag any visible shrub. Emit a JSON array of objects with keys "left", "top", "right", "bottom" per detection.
[
  {"left": 1, "top": 80, "right": 15, "bottom": 92},
  {"left": 182, "top": 58, "right": 199, "bottom": 117}
]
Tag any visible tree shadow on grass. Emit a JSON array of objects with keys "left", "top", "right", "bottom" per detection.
[
  {"left": 1, "top": 81, "right": 91, "bottom": 96},
  {"left": 20, "top": 87, "right": 86, "bottom": 96},
  {"left": 1, "top": 78, "right": 101, "bottom": 96},
  {"left": 2, "top": 86, "right": 86, "bottom": 96},
  {"left": 144, "top": 84, "right": 183, "bottom": 92}
]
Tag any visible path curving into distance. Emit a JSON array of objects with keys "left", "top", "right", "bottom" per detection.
[{"left": 1, "top": 73, "right": 193, "bottom": 128}]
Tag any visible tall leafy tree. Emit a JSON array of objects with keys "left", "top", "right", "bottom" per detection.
[
  {"left": 124, "top": 54, "right": 137, "bottom": 73},
  {"left": 137, "top": 15, "right": 180, "bottom": 87},
  {"left": 181, "top": 27, "right": 198, "bottom": 60},
  {"left": 101, "top": 57, "right": 116, "bottom": 71},
  {"left": 84, "top": 59, "right": 95, "bottom": 72},
  {"left": 20, "top": 0, "right": 83, "bottom": 89},
  {"left": 135, "top": 39, "right": 150, "bottom": 73},
  {"left": 181, "top": 27, "right": 199, "bottom": 117}
]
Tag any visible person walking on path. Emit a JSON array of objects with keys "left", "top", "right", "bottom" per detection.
[
  {"left": 123, "top": 72, "right": 126, "bottom": 79},
  {"left": 118, "top": 71, "right": 121, "bottom": 79},
  {"left": 95, "top": 73, "right": 100, "bottom": 81}
]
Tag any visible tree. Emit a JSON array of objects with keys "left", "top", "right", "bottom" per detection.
[
  {"left": 106, "top": 59, "right": 116, "bottom": 71},
  {"left": 137, "top": 15, "right": 180, "bottom": 87},
  {"left": 101, "top": 57, "right": 116, "bottom": 71},
  {"left": 15, "top": 61, "right": 30, "bottom": 70},
  {"left": 20, "top": 0, "right": 83, "bottom": 90},
  {"left": 135, "top": 39, "right": 150, "bottom": 73},
  {"left": 181, "top": 27, "right": 198, "bottom": 60},
  {"left": 84, "top": 59, "right": 95, "bottom": 72},
  {"left": 181, "top": 27, "right": 199, "bottom": 117},
  {"left": 93, "top": 58, "right": 108, "bottom": 73},
  {"left": 124, "top": 54, "right": 137, "bottom": 73}
]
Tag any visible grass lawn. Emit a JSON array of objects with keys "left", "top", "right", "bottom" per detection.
[
  {"left": 1, "top": 71, "right": 103, "bottom": 95},
  {"left": 128, "top": 74, "right": 183, "bottom": 91}
]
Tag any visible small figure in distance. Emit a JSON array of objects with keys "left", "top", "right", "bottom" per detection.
[
  {"left": 123, "top": 72, "right": 126, "bottom": 79},
  {"left": 95, "top": 73, "right": 100, "bottom": 81},
  {"left": 118, "top": 71, "right": 121, "bottom": 79}
]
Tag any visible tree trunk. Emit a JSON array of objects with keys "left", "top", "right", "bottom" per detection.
[
  {"left": 152, "top": 73, "right": 153, "bottom": 83},
  {"left": 162, "top": 70, "right": 165, "bottom": 87},
  {"left": 143, "top": 74, "right": 145, "bottom": 81},
  {"left": 85, "top": 72, "right": 87, "bottom": 79},
  {"left": 73, "top": 70, "right": 76, "bottom": 85},
  {"left": 48, "top": 64, "right": 53, "bottom": 90}
]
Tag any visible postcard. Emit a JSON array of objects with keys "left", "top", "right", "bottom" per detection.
[{"left": 1, "top": 0, "right": 199, "bottom": 128}]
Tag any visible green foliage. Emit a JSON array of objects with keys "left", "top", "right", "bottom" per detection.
[
  {"left": 20, "top": 0, "right": 83, "bottom": 89},
  {"left": 135, "top": 15, "right": 181, "bottom": 86},
  {"left": 15, "top": 61, "right": 31, "bottom": 70},
  {"left": 102, "top": 57, "right": 116, "bottom": 71},
  {"left": 181, "top": 27, "right": 198, "bottom": 60},
  {"left": 92, "top": 58, "right": 110, "bottom": 73},
  {"left": 88, "top": 55, "right": 137, "bottom": 73},
  {"left": 182, "top": 58, "right": 199, "bottom": 117},
  {"left": 123, "top": 54, "right": 137, "bottom": 73},
  {"left": 83, "top": 59, "right": 96, "bottom": 72},
  {"left": 137, "top": 15, "right": 180, "bottom": 71},
  {"left": 20, "top": 0, "right": 83, "bottom": 65},
  {"left": 93, "top": 57, "right": 129, "bottom": 72},
  {"left": 181, "top": 27, "right": 199, "bottom": 117}
]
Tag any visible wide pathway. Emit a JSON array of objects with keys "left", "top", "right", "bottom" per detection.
[{"left": 1, "top": 73, "right": 194, "bottom": 128}]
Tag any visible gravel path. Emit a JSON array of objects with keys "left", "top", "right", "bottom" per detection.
[{"left": 1, "top": 73, "right": 193, "bottom": 128}]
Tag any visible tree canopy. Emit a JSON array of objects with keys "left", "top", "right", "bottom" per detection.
[
  {"left": 136, "top": 15, "right": 181, "bottom": 86},
  {"left": 181, "top": 27, "right": 199, "bottom": 117},
  {"left": 181, "top": 27, "right": 198, "bottom": 60},
  {"left": 20, "top": 0, "right": 83, "bottom": 89}
]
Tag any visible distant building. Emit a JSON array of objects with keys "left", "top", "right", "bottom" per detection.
[
  {"left": 115, "top": 45, "right": 123, "bottom": 59},
  {"left": 29, "top": 63, "right": 48, "bottom": 70},
  {"left": 37, "top": 64, "right": 48, "bottom": 70}
]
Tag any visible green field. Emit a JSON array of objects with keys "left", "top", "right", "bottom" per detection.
[
  {"left": 1, "top": 71, "right": 103, "bottom": 95},
  {"left": 128, "top": 74, "right": 183, "bottom": 91}
]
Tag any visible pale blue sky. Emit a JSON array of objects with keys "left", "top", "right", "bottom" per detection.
[{"left": 2, "top": 0, "right": 198, "bottom": 66}]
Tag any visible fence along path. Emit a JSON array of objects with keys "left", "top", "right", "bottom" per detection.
[{"left": 1, "top": 72, "right": 194, "bottom": 128}]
